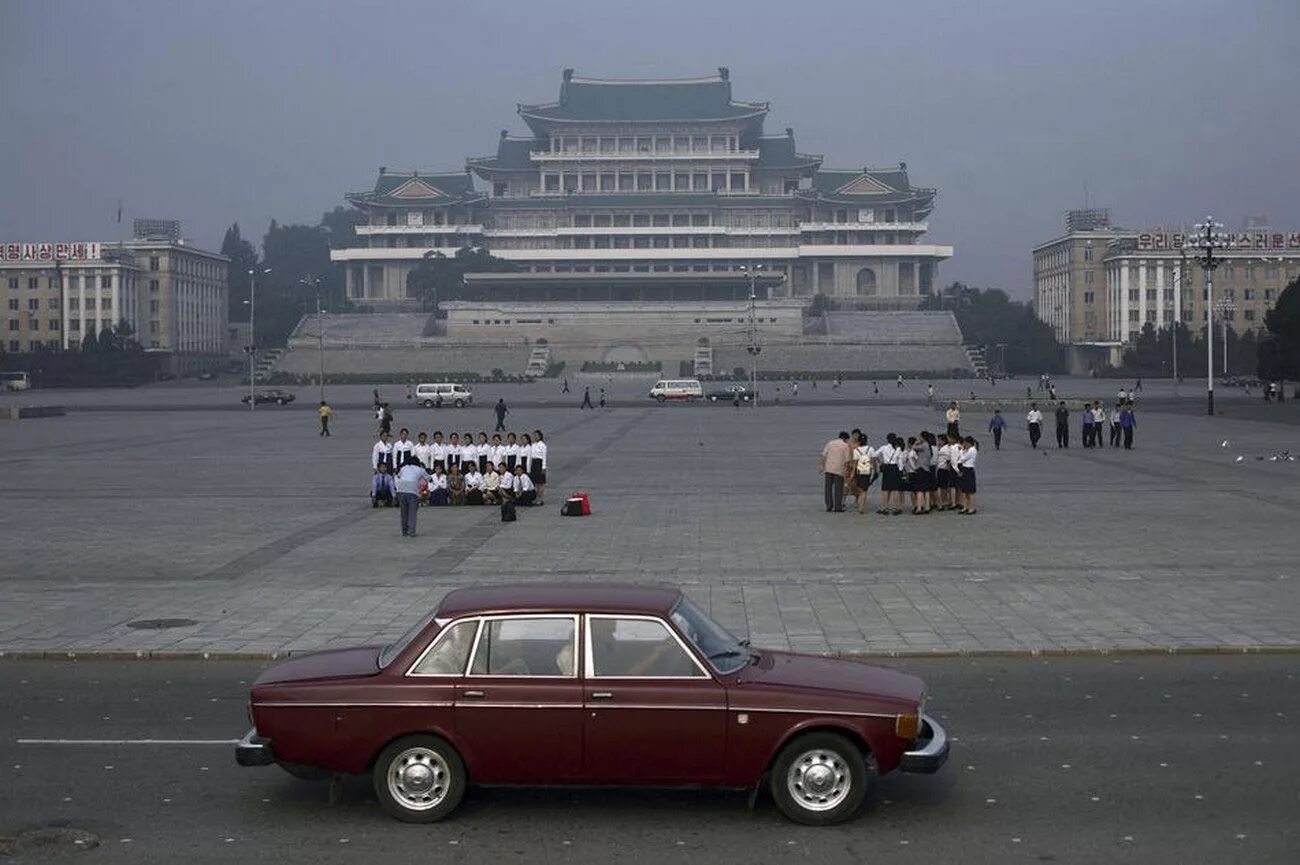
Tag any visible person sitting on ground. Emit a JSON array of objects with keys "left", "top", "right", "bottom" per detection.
[
  {"left": 464, "top": 465, "right": 485, "bottom": 505},
  {"left": 447, "top": 464, "right": 466, "bottom": 505},
  {"left": 513, "top": 464, "right": 537, "bottom": 506},
  {"left": 482, "top": 463, "right": 501, "bottom": 505},
  {"left": 371, "top": 462, "right": 395, "bottom": 508},
  {"left": 426, "top": 463, "right": 449, "bottom": 506},
  {"left": 497, "top": 461, "right": 515, "bottom": 502}
]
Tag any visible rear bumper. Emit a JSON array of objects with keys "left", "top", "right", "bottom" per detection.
[
  {"left": 899, "top": 715, "right": 949, "bottom": 774},
  {"left": 235, "top": 728, "right": 274, "bottom": 767}
]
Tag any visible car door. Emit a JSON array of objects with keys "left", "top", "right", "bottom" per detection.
[
  {"left": 582, "top": 614, "right": 728, "bottom": 785},
  {"left": 453, "top": 614, "right": 583, "bottom": 784}
]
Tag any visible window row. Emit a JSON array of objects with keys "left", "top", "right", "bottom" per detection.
[
  {"left": 540, "top": 171, "right": 749, "bottom": 194},
  {"left": 547, "top": 134, "right": 741, "bottom": 155},
  {"left": 409, "top": 614, "right": 707, "bottom": 679}
]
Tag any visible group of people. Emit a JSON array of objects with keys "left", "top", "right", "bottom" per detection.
[
  {"left": 820, "top": 429, "right": 981, "bottom": 517},
  {"left": 370, "top": 428, "right": 548, "bottom": 535},
  {"left": 1025, "top": 397, "right": 1137, "bottom": 450}
]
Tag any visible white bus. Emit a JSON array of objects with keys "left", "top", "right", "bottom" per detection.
[{"left": 0, "top": 371, "right": 31, "bottom": 391}]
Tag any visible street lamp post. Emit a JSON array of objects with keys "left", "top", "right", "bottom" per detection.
[
  {"left": 1215, "top": 297, "right": 1235, "bottom": 375},
  {"left": 246, "top": 267, "right": 270, "bottom": 410},
  {"left": 1184, "top": 217, "right": 1226, "bottom": 416},
  {"left": 299, "top": 275, "right": 325, "bottom": 405},
  {"left": 741, "top": 264, "right": 764, "bottom": 407}
]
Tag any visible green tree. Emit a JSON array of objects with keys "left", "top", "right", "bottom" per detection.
[
  {"left": 408, "top": 245, "right": 518, "bottom": 312},
  {"left": 221, "top": 223, "right": 260, "bottom": 322},
  {"left": 1261, "top": 277, "right": 1300, "bottom": 379},
  {"left": 924, "top": 282, "right": 1062, "bottom": 373}
]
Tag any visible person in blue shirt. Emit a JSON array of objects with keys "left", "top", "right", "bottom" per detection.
[
  {"left": 987, "top": 409, "right": 1007, "bottom": 450},
  {"left": 1119, "top": 402, "right": 1137, "bottom": 449}
]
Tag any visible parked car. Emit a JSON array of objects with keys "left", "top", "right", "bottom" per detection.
[
  {"left": 241, "top": 389, "right": 296, "bottom": 406},
  {"left": 707, "top": 384, "right": 755, "bottom": 403},
  {"left": 237, "top": 584, "right": 948, "bottom": 825},
  {"left": 415, "top": 382, "right": 473, "bottom": 408},
  {"left": 648, "top": 379, "right": 703, "bottom": 402}
]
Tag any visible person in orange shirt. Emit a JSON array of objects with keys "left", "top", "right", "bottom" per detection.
[{"left": 818, "top": 431, "right": 853, "bottom": 513}]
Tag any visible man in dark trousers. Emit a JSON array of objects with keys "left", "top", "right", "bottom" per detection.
[
  {"left": 1081, "top": 402, "right": 1093, "bottom": 448},
  {"left": 818, "top": 431, "right": 852, "bottom": 513},
  {"left": 494, "top": 398, "right": 509, "bottom": 432},
  {"left": 599, "top": 388, "right": 607, "bottom": 409},
  {"left": 1120, "top": 402, "right": 1137, "bottom": 449},
  {"left": 318, "top": 400, "right": 332, "bottom": 437},
  {"left": 580, "top": 386, "right": 594, "bottom": 409},
  {"left": 1054, "top": 402, "right": 1070, "bottom": 448}
]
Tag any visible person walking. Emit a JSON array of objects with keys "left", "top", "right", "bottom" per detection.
[
  {"left": 1120, "top": 402, "right": 1137, "bottom": 449},
  {"left": 926, "top": 383, "right": 934, "bottom": 405},
  {"left": 494, "top": 398, "right": 509, "bottom": 432},
  {"left": 1026, "top": 403, "right": 1043, "bottom": 448},
  {"left": 945, "top": 402, "right": 961, "bottom": 439},
  {"left": 987, "top": 409, "right": 1006, "bottom": 450},
  {"left": 897, "top": 374, "right": 905, "bottom": 389},
  {"left": 562, "top": 377, "right": 570, "bottom": 394},
  {"left": 599, "top": 388, "right": 607, "bottom": 409},
  {"left": 394, "top": 459, "right": 431, "bottom": 537},
  {"left": 318, "top": 400, "right": 332, "bottom": 437},
  {"left": 580, "top": 386, "right": 594, "bottom": 409},
  {"left": 1109, "top": 403, "right": 1122, "bottom": 447},
  {"left": 818, "top": 431, "right": 852, "bottom": 513},
  {"left": 1054, "top": 402, "right": 1070, "bottom": 448},
  {"left": 1081, "top": 402, "right": 1094, "bottom": 448}
]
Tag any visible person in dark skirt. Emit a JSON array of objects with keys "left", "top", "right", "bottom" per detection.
[
  {"left": 505, "top": 432, "right": 520, "bottom": 473},
  {"left": 876, "top": 433, "right": 904, "bottom": 515},
  {"left": 955, "top": 436, "right": 979, "bottom": 515},
  {"left": 529, "top": 430, "right": 548, "bottom": 505}
]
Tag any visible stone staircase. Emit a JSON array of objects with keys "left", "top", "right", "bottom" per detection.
[
  {"left": 963, "top": 344, "right": 988, "bottom": 378},
  {"left": 253, "top": 348, "right": 284, "bottom": 383},
  {"left": 693, "top": 343, "right": 714, "bottom": 377},
  {"left": 524, "top": 344, "right": 551, "bottom": 377}
]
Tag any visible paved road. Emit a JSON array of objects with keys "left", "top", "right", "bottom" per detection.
[{"left": 2, "top": 655, "right": 1295, "bottom": 863}]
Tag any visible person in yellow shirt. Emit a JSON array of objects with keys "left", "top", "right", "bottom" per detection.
[{"left": 318, "top": 400, "right": 333, "bottom": 437}]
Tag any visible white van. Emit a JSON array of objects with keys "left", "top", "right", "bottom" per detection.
[
  {"left": 648, "top": 379, "right": 703, "bottom": 402},
  {"left": 415, "top": 382, "right": 474, "bottom": 408}
]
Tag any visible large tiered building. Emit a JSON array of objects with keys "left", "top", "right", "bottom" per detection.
[{"left": 332, "top": 68, "right": 951, "bottom": 307}]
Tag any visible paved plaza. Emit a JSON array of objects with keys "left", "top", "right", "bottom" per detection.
[{"left": 1, "top": 380, "right": 1298, "bottom": 658}]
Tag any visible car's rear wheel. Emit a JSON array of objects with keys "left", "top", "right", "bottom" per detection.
[
  {"left": 373, "top": 735, "right": 466, "bottom": 823},
  {"left": 769, "top": 732, "right": 869, "bottom": 825},
  {"left": 453, "top": 399, "right": 465, "bottom": 408},
  {"left": 423, "top": 399, "right": 434, "bottom": 408},
  {"left": 656, "top": 395, "right": 666, "bottom": 403},
  {"left": 276, "top": 398, "right": 285, "bottom": 405}
]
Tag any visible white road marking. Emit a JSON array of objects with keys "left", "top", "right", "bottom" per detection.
[{"left": 17, "top": 738, "right": 238, "bottom": 745}]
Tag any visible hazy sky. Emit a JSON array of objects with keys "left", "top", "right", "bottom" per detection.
[{"left": 2, "top": 0, "right": 1297, "bottom": 296}]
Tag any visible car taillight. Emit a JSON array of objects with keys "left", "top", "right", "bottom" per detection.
[{"left": 895, "top": 712, "right": 920, "bottom": 740}]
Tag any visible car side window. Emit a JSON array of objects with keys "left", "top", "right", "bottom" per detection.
[
  {"left": 588, "top": 617, "right": 706, "bottom": 678},
  {"left": 409, "top": 618, "right": 479, "bottom": 675},
  {"left": 469, "top": 616, "right": 576, "bottom": 677}
]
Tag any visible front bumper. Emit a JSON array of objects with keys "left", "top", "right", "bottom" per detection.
[
  {"left": 235, "top": 728, "right": 274, "bottom": 767},
  {"left": 899, "top": 714, "right": 949, "bottom": 774}
]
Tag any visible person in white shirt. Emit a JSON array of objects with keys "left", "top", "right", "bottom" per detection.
[
  {"left": 945, "top": 402, "right": 961, "bottom": 438},
  {"left": 529, "top": 430, "right": 548, "bottom": 505},
  {"left": 1026, "top": 403, "right": 1044, "bottom": 449},
  {"left": 519, "top": 433, "right": 534, "bottom": 475},
  {"left": 429, "top": 430, "right": 446, "bottom": 471},
  {"left": 474, "top": 432, "right": 491, "bottom": 473},
  {"left": 412, "top": 431, "right": 432, "bottom": 470},
  {"left": 954, "top": 436, "right": 979, "bottom": 515},
  {"left": 371, "top": 431, "right": 393, "bottom": 473},
  {"left": 487, "top": 433, "right": 505, "bottom": 472},
  {"left": 482, "top": 464, "right": 502, "bottom": 504},
  {"left": 1092, "top": 404, "right": 1107, "bottom": 448},
  {"left": 460, "top": 430, "right": 477, "bottom": 474},
  {"left": 504, "top": 432, "right": 520, "bottom": 473},
  {"left": 1109, "top": 403, "right": 1122, "bottom": 448},
  {"left": 445, "top": 432, "right": 461, "bottom": 470},
  {"left": 934, "top": 434, "right": 954, "bottom": 510},
  {"left": 513, "top": 464, "right": 537, "bottom": 506},
  {"left": 464, "top": 467, "right": 485, "bottom": 505},
  {"left": 497, "top": 462, "right": 516, "bottom": 501},
  {"left": 392, "top": 428, "right": 415, "bottom": 469},
  {"left": 873, "top": 434, "right": 903, "bottom": 515},
  {"left": 850, "top": 430, "right": 876, "bottom": 515},
  {"left": 426, "top": 464, "right": 449, "bottom": 506}
]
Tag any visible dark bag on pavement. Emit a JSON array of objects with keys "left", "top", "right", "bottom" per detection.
[{"left": 500, "top": 501, "right": 517, "bottom": 522}]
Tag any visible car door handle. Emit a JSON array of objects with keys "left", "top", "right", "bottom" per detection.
[
  {"left": 590, "top": 691, "right": 614, "bottom": 700},
  {"left": 461, "top": 690, "right": 486, "bottom": 699}
]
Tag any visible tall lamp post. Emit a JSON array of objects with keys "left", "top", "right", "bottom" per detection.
[
  {"left": 740, "top": 264, "right": 764, "bottom": 407},
  {"left": 245, "top": 266, "right": 270, "bottom": 410},
  {"left": 1184, "top": 217, "right": 1226, "bottom": 416},
  {"left": 1215, "top": 297, "right": 1235, "bottom": 375},
  {"left": 300, "top": 274, "right": 325, "bottom": 404}
]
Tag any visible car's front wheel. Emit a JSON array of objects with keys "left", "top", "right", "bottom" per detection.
[
  {"left": 423, "top": 399, "right": 434, "bottom": 408},
  {"left": 453, "top": 399, "right": 465, "bottom": 408},
  {"left": 769, "top": 732, "right": 870, "bottom": 825},
  {"left": 373, "top": 735, "right": 466, "bottom": 823}
]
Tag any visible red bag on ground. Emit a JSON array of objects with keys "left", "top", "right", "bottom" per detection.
[{"left": 563, "top": 490, "right": 592, "bottom": 516}]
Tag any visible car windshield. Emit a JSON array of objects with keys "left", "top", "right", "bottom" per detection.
[
  {"left": 670, "top": 597, "right": 751, "bottom": 675},
  {"left": 378, "top": 611, "right": 439, "bottom": 668}
]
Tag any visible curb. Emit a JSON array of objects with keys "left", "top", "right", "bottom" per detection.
[{"left": 2, "top": 644, "right": 1298, "bottom": 662}]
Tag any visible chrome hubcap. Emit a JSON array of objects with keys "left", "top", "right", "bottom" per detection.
[
  {"left": 388, "top": 747, "right": 449, "bottom": 811},
  {"left": 787, "top": 749, "right": 850, "bottom": 811}
]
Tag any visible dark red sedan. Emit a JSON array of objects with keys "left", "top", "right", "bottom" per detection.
[{"left": 236, "top": 584, "right": 948, "bottom": 825}]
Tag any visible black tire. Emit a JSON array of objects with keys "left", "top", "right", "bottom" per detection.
[
  {"left": 709, "top": 395, "right": 718, "bottom": 402},
  {"left": 768, "top": 732, "right": 870, "bottom": 826},
  {"left": 277, "top": 398, "right": 285, "bottom": 406},
  {"left": 372, "top": 735, "right": 466, "bottom": 823},
  {"left": 423, "top": 400, "right": 434, "bottom": 408},
  {"left": 454, "top": 399, "right": 465, "bottom": 408},
  {"left": 656, "top": 395, "right": 666, "bottom": 403},
  {"left": 277, "top": 761, "right": 330, "bottom": 781}
]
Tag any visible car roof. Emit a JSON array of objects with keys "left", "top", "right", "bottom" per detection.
[{"left": 436, "top": 583, "right": 682, "bottom": 618}]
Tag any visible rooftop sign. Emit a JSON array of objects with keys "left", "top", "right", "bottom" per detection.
[
  {"left": 1137, "top": 231, "right": 1300, "bottom": 251},
  {"left": 1, "top": 242, "right": 103, "bottom": 262}
]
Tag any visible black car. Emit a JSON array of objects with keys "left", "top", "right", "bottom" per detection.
[
  {"left": 241, "top": 389, "right": 296, "bottom": 406},
  {"left": 706, "top": 384, "right": 755, "bottom": 403}
]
